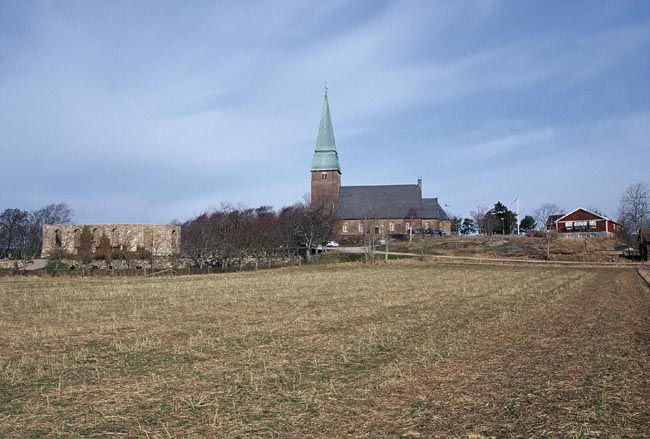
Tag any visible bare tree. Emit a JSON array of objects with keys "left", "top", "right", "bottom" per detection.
[
  {"left": 352, "top": 203, "right": 382, "bottom": 263},
  {"left": 26, "top": 203, "right": 73, "bottom": 257},
  {"left": 533, "top": 203, "right": 563, "bottom": 231},
  {"left": 293, "top": 203, "right": 332, "bottom": 262},
  {"left": 0, "top": 208, "right": 30, "bottom": 258},
  {"left": 471, "top": 205, "right": 503, "bottom": 235},
  {"left": 617, "top": 182, "right": 649, "bottom": 234},
  {"left": 470, "top": 206, "right": 488, "bottom": 235}
]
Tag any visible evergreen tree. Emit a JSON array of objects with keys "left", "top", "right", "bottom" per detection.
[
  {"left": 519, "top": 215, "right": 537, "bottom": 233},
  {"left": 460, "top": 218, "right": 476, "bottom": 235},
  {"left": 79, "top": 225, "right": 94, "bottom": 264},
  {"left": 487, "top": 202, "right": 517, "bottom": 235},
  {"left": 96, "top": 231, "right": 112, "bottom": 262}
]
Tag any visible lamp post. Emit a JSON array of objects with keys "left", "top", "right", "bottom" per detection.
[{"left": 501, "top": 217, "right": 505, "bottom": 235}]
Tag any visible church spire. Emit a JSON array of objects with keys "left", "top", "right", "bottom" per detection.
[{"left": 311, "top": 91, "right": 341, "bottom": 172}]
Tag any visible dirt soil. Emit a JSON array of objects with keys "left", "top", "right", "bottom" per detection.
[{"left": 1, "top": 263, "right": 648, "bottom": 438}]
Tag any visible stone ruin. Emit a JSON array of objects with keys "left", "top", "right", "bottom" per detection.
[{"left": 41, "top": 224, "right": 181, "bottom": 258}]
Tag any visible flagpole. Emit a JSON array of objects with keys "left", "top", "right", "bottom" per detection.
[
  {"left": 512, "top": 196, "right": 520, "bottom": 235},
  {"left": 517, "top": 198, "right": 520, "bottom": 235}
]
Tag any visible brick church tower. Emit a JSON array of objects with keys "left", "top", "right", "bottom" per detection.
[{"left": 310, "top": 91, "right": 341, "bottom": 213}]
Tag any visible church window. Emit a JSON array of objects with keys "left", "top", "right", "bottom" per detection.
[
  {"left": 342, "top": 223, "right": 349, "bottom": 233},
  {"left": 321, "top": 173, "right": 327, "bottom": 180}
]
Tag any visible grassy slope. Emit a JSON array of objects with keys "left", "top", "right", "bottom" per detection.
[
  {"left": 1, "top": 263, "right": 648, "bottom": 438},
  {"left": 386, "top": 235, "right": 628, "bottom": 262}
]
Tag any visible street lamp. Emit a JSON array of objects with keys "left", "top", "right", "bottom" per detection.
[{"left": 501, "top": 217, "right": 505, "bottom": 235}]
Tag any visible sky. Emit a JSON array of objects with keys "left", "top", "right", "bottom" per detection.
[{"left": 1, "top": 0, "right": 649, "bottom": 224}]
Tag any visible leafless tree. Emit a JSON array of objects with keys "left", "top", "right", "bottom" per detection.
[
  {"left": 292, "top": 202, "right": 332, "bottom": 262},
  {"left": 361, "top": 206, "right": 381, "bottom": 264},
  {"left": 26, "top": 203, "right": 73, "bottom": 257},
  {"left": 181, "top": 201, "right": 329, "bottom": 269},
  {"left": 471, "top": 205, "right": 503, "bottom": 235},
  {"left": 533, "top": 203, "right": 563, "bottom": 231},
  {"left": 0, "top": 208, "right": 29, "bottom": 258},
  {"left": 617, "top": 182, "right": 649, "bottom": 235},
  {"left": 470, "top": 206, "right": 488, "bottom": 235}
]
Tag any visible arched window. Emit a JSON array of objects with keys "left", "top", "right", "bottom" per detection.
[
  {"left": 171, "top": 229, "right": 178, "bottom": 250},
  {"left": 73, "top": 229, "right": 81, "bottom": 248}
]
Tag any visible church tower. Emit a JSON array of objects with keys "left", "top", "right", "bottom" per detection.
[{"left": 310, "top": 91, "right": 341, "bottom": 212}]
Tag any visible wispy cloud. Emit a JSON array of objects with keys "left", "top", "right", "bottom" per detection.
[{"left": 1, "top": 1, "right": 648, "bottom": 222}]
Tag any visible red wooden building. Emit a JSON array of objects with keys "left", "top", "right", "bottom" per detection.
[{"left": 550, "top": 208, "right": 620, "bottom": 237}]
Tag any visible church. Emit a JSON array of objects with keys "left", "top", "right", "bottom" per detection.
[{"left": 310, "top": 92, "right": 451, "bottom": 238}]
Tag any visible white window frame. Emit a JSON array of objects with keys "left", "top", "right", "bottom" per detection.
[{"left": 342, "top": 223, "right": 349, "bottom": 233}]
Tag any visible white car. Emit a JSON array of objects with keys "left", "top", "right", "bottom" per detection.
[{"left": 326, "top": 241, "right": 340, "bottom": 248}]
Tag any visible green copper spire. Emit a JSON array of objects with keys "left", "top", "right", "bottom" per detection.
[{"left": 311, "top": 92, "right": 341, "bottom": 172}]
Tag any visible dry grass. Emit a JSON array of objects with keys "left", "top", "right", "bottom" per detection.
[
  {"left": 1, "top": 262, "right": 648, "bottom": 438},
  {"left": 389, "top": 235, "right": 627, "bottom": 262}
]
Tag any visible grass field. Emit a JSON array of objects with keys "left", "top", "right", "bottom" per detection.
[{"left": 1, "top": 262, "right": 649, "bottom": 438}]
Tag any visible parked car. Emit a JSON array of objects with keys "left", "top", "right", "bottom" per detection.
[{"left": 326, "top": 241, "right": 340, "bottom": 247}]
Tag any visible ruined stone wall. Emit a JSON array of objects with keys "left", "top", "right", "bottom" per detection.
[{"left": 41, "top": 224, "right": 181, "bottom": 258}]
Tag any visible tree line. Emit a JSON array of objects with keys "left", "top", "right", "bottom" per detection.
[
  {"left": 447, "top": 202, "right": 531, "bottom": 236},
  {"left": 3, "top": 183, "right": 647, "bottom": 264},
  {"left": 447, "top": 182, "right": 649, "bottom": 240},
  {"left": 181, "top": 201, "right": 333, "bottom": 268},
  {"left": 0, "top": 203, "right": 73, "bottom": 259}
]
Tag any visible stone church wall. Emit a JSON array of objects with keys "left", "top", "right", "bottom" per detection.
[
  {"left": 42, "top": 224, "right": 181, "bottom": 258},
  {"left": 334, "top": 218, "right": 452, "bottom": 238}
]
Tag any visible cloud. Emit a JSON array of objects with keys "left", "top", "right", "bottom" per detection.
[{"left": 0, "top": 1, "right": 648, "bottom": 223}]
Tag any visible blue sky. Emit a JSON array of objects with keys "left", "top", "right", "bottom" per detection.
[{"left": 1, "top": 0, "right": 649, "bottom": 223}]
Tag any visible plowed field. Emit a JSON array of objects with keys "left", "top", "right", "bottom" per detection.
[{"left": 1, "top": 263, "right": 648, "bottom": 438}]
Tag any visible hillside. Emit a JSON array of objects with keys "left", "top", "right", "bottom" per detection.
[{"left": 384, "top": 235, "right": 630, "bottom": 263}]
